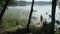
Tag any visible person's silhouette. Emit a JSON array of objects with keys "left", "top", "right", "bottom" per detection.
[{"left": 40, "top": 15, "right": 43, "bottom": 24}]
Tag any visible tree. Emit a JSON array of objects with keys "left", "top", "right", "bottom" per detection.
[
  {"left": 0, "top": 0, "right": 10, "bottom": 29},
  {"left": 0, "top": 0, "right": 16, "bottom": 28},
  {"left": 26, "top": 0, "right": 34, "bottom": 33},
  {"left": 51, "top": 0, "right": 57, "bottom": 34},
  {"left": 0, "top": 0, "right": 15, "bottom": 10},
  {"left": 0, "top": 0, "right": 16, "bottom": 6}
]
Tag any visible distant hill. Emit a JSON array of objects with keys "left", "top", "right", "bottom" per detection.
[
  {"left": 26, "top": 1, "right": 52, "bottom": 5},
  {"left": 16, "top": 1, "right": 52, "bottom": 6}
]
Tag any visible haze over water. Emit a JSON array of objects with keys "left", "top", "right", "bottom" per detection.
[
  {"left": 8, "top": 1, "right": 60, "bottom": 22},
  {"left": 25, "top": 4, "right": 60, "bottom": 22}
]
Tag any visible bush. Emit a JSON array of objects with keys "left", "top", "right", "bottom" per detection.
[{"left": 1, "top": 12, "right": 28, "bottom": 32}]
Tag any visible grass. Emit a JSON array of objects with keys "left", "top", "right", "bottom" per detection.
[{"left": 1, "top": 10, "right": 28, "bottom": 32}]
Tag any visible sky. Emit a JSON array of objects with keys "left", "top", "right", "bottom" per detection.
[{"left": 16, "top": 0, "right": 52, "bottom": 2}]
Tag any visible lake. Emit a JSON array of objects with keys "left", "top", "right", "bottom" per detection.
[
  {"left": 7, "top": 4, "right": 60, "bottom": 22},
  {"left": 25, "top": 5, "right": 60, "bottom": 22}
]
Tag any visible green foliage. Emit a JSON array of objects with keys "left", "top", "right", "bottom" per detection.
[
  {"left": 0, "top": 0, "right": 16, "bottom": 11},
  {"left": 29, "top": 24, "right": 42, "bottom": 34},
  {"left": 0, "top": 0, "right": 16, "bottom": 6},
  {"left": 1, "top": 11, "right": 28, "bottom": 32},
  {"left": 19, "top": 19, "right": 28, "bottom": 28}
]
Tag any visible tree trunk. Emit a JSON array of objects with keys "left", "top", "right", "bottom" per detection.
[
  {"left": 0, "top": 0, "right": 9, "bottom": 28},
  {"left": 51, "top": 0, "right": 57, "bottom": 34},
  {"left": 26, "top": 0, "right": 34, "bottom": 33}
]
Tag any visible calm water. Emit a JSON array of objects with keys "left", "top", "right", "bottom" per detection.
[
  {"left": 25, "top": 5, "right": 60, "bottom": 22},
  {"left": 8, "top": 5, "right": 60, "bottom": 22}
]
